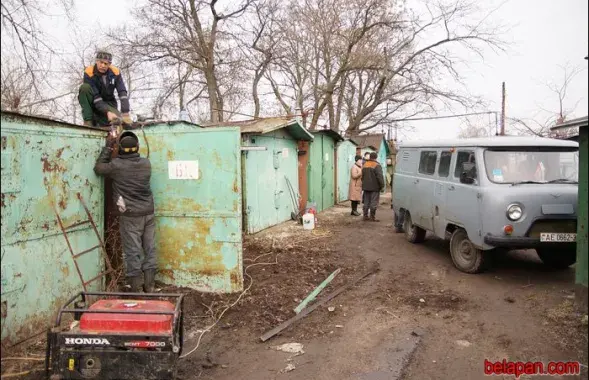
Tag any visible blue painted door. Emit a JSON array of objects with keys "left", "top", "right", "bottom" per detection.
[{"left": 137, "top": 123, "right": 243, "bottom": 293}]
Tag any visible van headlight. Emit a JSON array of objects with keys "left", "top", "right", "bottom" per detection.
[{"left": 506, "top": 204, "right": 523, "bottom": 221}]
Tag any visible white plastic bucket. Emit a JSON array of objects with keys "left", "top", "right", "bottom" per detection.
[{"left": 302, "top": 213, "right": 315, "bottom": 230}]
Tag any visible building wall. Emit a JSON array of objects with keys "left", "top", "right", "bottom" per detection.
[
  {"left": 243, "top": 130, "right": 300, "bottom": 234},
  {"left": 576, "top": 126, "right": 588, "bottom": 290},
  {"left": 308, "top": 133, "right": 336, "bottom": 212},
  {"left": 336, "top": 140, "right": 357, "bottom": 202},
  {"left": 1, "top": 113, "right": 105, "bottom": 345},
  {"left": 128, "top": 122, "right": 244, "bottom": 293}
]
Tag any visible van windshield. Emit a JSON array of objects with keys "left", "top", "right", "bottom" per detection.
[{"left": 484, "top": 149, "right": 579, "bottom": 184}]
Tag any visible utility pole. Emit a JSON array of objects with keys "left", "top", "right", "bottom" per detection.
[{"left": 500, "top": 82, "right": 506, "bottom": 136}]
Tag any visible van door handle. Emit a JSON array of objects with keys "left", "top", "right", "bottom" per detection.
[
  {"left": 448, "top": 185, "right": 455, "bottom": 191},
  {"left": 413, "top": 180, "right": 419, "bottom": 184}
]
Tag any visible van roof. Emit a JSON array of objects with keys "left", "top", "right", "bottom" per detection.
[{"left": 398, "top": 136, "right": 579, "bottom": 149}]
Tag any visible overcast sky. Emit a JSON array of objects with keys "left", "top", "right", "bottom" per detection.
[{"left": 41, "top": 0, "right": 588, "bottom": 140}]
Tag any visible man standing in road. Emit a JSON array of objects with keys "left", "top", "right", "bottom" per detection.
[
  {"left": 362, "top": 152, "right": 385, "bottom": 222},
  {"left": 94, "top": 131, "right": 157, "bottom": 293}
]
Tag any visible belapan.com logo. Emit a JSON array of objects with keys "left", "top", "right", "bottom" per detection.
[{"left": 65, "top": 338, "right": 111, "bottom": 345}]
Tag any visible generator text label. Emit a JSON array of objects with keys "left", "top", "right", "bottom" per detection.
[{"left": 65, "top": 338, "right": 111, "bottom": 345}]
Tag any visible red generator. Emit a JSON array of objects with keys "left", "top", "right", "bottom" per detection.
[{"left": 46, "top": 291, "right": 184, "bottom": 380}]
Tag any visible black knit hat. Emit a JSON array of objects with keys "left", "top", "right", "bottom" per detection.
[
  {"left": 96, "top": 50, "right": 113, "bottom": 63},
  {"left": 355, "top": 155, "right": 363, "bottom": 161},
  {"left": 118, "top": 131, "right": 139, "bottom": 154}
]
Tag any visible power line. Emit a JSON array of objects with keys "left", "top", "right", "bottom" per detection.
[{"left": 388, "top": 111, "right": 497, "bottom": 122}]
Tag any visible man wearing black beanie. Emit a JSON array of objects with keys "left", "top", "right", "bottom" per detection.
[{"left": 94, "top": 131, "right": 157, "bottom": 293}]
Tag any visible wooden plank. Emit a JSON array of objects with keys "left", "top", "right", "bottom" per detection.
[{"left": 260, "top": 262, "right": 379, "bottom": 342}]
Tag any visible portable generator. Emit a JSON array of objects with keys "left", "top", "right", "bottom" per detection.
[{"left": 46, "top": 291, "right": 184, "bottom": 380}]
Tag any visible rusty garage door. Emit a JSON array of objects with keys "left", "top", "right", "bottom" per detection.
[
  {"left": 1, "top": 112, "right": 106, "bottom": 346},
  {"left": 134, "top": 122, "right": 243, "bottom": 293}
]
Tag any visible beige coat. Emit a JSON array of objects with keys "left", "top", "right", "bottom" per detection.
[{"left": 348, "top": 164, "right": 362, "bottom": 201}]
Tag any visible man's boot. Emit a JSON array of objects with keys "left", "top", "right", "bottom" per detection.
[
  {"left": 143, "top": 269, "right": 156, "bottom": 293},
  {"left": 370, "top": 210, "right": 380, "bottom": 222},
  {"left": 128, "top": 276, "right": 143, "bottom": 293},
  {"left": 363, "top": 212, "right": 370, "bottom": 221}
]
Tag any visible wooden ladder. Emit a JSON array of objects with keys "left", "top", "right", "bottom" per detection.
[{"left": 53, "top": 193, "right": 116, "bottom": 291}]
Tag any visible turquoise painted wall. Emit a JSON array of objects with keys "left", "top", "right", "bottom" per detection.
[
  {"left": 308, "top": 132, "right": 336, "bottom": 212},
  {"left": 1, "top": 113, "right": 105, "bottom": 345},
  {"left": 242, "top": 130, "right": 300, "bottom": 234},
  {"left": 336, "top": 140, "right": 357, "bottom": 202},
  {"left": 135, "top": 123, "right": 243, "bottom": 293}
]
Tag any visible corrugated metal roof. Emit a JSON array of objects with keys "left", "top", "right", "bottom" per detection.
[
  {"left": 551, "top": 116, "right": 588, "bottom": 131},
  {"left": 398, "top": 135, "right": 579, "bottom": 148},
  {"left": 351, "top": 133, "right": 391, "bottom": 154},
  {"left": 201, "top": 117, "right": 313, "bottom": 141}
]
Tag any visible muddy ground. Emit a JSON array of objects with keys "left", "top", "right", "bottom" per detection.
[{"left": 2, "top": 193, "right": 588, "bottom": 379}]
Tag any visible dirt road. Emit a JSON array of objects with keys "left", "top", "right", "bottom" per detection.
[
  {"left": 3, "top": 194, "right": 586, "bottom": 379},
  {"left": 177, "top": 194, "right": 588, "bottom": 380}
]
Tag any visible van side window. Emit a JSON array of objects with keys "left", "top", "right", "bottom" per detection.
[
  {"left": 418, "top": 151, "right": 437, "bottom": 175},
  {"left": 454, "top": 151, "right": 476, "bottom": 179},
  {"left": 438, "top": 151, "right": 452, "bottom": 177}
]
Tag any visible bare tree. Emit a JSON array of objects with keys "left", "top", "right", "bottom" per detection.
[
  {"left": 509, "top": 63, "right": 586, "bottom": 137},
  {"left": 267, "top": 0, "right": 505, "bottom": 135},
  {"left": 231, "top": 0, "right": 281, "bottom": 118},
  {"left": 111, "top": 0, "right": 257, "bottom": 123}
]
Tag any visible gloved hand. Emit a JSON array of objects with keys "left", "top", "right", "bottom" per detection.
[
  {"left": 121, "top": 113, "right": 133, "bottom": 127},
  {"left": 106, "top": 129, "right": 118, "bottom": 148}
]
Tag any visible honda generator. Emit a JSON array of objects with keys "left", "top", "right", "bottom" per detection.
[{"left": 46, "top": 291, "right": 184, "bottom": 380}]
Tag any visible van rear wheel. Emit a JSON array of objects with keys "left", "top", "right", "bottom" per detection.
[
  {"left": 450, "top": 229, "right": 487, "bottom": 274},
  {"left": 536, "top": 248, "right": 576, "bottom": 269},
  {"left": 403, "top": 212, "right": 426, "bottom": 244}
]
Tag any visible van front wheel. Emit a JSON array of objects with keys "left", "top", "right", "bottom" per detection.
[
  {"left": 450, "top": 229, "right": 487, "bottom": 274},
  {"left": 536, "top": 248, "right": 576, "bottom": 269},
  {"left": 403, "top": 212, "right": 426, "bottom": 244}
]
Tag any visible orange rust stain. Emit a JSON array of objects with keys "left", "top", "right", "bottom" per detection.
[
  {"left": 166, "top": 150, "right": 174, "bottom": 161},
  {"left": 158, "top": 197, "right": 203, "bottom": 213},
  {"left": 158, "top": 269, "right": 176, "bottom": 281},
  {"left": 156, "top": 219, "right": 225, "bottom": 277},
  {"left": 61, "top": 266, "right": 69, "bottom": 277},
  {"left": 230, "top": 271, "right": 241, "bottom": 286},
  {"left": 232, "top": 179, "right": 239, "bottom": 193},
  {"left": 212, "top": 150, "right": 223, "bottom": 167}
]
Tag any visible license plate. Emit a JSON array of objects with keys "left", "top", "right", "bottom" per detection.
[{"left": 540, "top": 233, "right": 576, "bottom": 242}]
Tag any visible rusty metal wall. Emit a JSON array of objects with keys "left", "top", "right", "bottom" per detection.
[
  {"left": 1, "top": 112, "right": 106, "bottom": 346},
  {"left": 118, "top": 122, "right": 244, "bottom": 293}
]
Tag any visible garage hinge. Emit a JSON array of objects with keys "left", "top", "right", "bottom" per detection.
[{"left": 477, "top": 193, "right": 482, "bottom": 199}]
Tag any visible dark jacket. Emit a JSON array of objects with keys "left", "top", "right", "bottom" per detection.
[
  {"left": 94, "top": 147, "right": 154, "bottom": 217},
  {"left": 84, "top": 65, "right": 130, "bottom": 114},
  {"left": 362, "top": 160, "right": 384, "bottom": 192}
]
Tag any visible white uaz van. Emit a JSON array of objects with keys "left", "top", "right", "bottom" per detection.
[{"left": 392, "top": 136, "right": 579, "bottom": 274}]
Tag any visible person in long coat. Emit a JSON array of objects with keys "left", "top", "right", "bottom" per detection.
[{"left": 348, "top": 155, "right": 363, "bottom": 216}]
